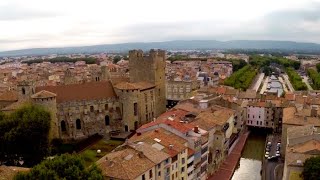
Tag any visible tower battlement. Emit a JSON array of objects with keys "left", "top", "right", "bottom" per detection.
[{"left": 129, "top": 49, "right": 165, "bottom": 61}]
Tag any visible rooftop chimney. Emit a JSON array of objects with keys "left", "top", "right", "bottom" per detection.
[
  {"left": 137, "top": 132, "right": 142, "bottom": 136},
  {"left": 169, "top": 144, "right": 174, "bottom": 149},
  {"left": 194, "top": 126, "right": 199, "bottom": 133}
]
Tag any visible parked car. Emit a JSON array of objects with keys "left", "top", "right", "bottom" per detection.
[{"left": 265, "top": 152, "right": 270, "bottom": 158}]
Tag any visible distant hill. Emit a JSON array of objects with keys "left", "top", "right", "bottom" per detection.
[{"left": 1, "top": 40, "right": 320, "bottom": 57}]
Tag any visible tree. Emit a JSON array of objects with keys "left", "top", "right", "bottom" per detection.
[
  {"left": 14, "top": 154, "right": 103, "bottom": 180},
  {"left": 113, "top": 55, "right": 121, "bottom": 64},
  {"left": 302, "top": 156, "right": 320, "bottom": 180},
  {"left": 0, "top": 105, "right": 51, "bottom": 166}
]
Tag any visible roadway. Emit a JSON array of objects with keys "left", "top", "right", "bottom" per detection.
[
  {"left": 282, "top": 74, "right": 294, "bottom": 92},
  {"left": 302, "top": 76, "right": 313, "bottom": 90},
  {"left": 251, "top": 73, "right": 265, "bottom": 92},
  {"left": 263, "top": 134, "right": 283, "bottom": 180}
]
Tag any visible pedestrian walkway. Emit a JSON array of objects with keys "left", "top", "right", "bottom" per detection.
[{"left": 208, "top": 131, "right": 250, "bottom": 180}]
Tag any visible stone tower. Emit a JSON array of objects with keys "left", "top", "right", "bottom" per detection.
[
  {"left": 64, "top": 69, "right": 75, "bottom": 85},
  {"left": 129, "top": 49, "right": 166, "bottom": 116},
  {"left": 17, "top": 80, "right": 34, "bottom": 101},
  {"left": 31, "top": 90, "right": 59, "bottom": 140},
  {"left": 101, "top": 65, "right": 111, "bottom": 81}
]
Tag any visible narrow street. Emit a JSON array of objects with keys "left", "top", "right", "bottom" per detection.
[
  {"left": 302, "top": 76, "right": 313, "bottom": 90},
  {"left": 263, "top": 134, "right": 283, "bottom": 180},
  {"left": 282, "top": 74, "right": 294, "bottom": 92}
]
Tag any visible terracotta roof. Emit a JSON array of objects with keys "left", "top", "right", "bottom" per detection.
[
  {"left": 285, "top": 93, "right": 296, "bottom": 101},
  {"left": 114, "top": 82, "right": 139, "bottom": 90},
  {"left": 138, "top": 108, "right": 199, "bottom": 134},
  {"left": 0, "top": 91, "right": 18, "bottom": 102},
  {"left": 35, "top": 81, "right": 116, "bottom": 103},
  {"left": 191, "top": 112, "right": 218, "bottom": 130},
  {"left": 238, "top": 89, "right": 258, "bottom": 99},
  {"left": 130, "top": 128, "right": 187, "bottom": 157},
  {"left": 98, "top": 147, "right": 155, "bottom": 180},
  {"left": 31, "top": 90, "right": 56, "bottom": 99},
  {"left": 1, "top": 100, "right": 28, "bottom": 111},
  {"left": 293, "top": 140, "right": 320, "bottom": 154},
  {"left": 128, "top": 142, "right": 169, "bottom": 164}
]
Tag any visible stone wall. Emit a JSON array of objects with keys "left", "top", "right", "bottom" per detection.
[{"left": 55, "top": 98, "right": 120, "bottom": 141}]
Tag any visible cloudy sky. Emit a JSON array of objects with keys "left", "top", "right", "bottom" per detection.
[{"left": 0, "top": 0, "right": 320, "bottom": 51}]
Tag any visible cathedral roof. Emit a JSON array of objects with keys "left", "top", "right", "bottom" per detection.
[{"left": 35, "top": 81, "right": 116, "bottom": 103}]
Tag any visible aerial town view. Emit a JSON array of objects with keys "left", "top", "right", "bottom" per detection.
[{"left": 1, "top": 0, "right": 320, "bottom": 180}]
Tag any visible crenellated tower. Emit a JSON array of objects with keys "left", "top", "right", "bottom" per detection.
[{"left": 129, "top": 49, "right": 166, "bottom": 116}]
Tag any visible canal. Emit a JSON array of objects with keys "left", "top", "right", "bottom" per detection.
[{"left": 232, "top": 130, "right": 267, "bottom": 180}]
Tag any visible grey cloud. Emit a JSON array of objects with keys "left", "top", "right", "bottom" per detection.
[
  {"left": 113, "top": 2, "right": 320, "bottom": 43},
  {"left": 0, "top": 4, "right": 60, "bottom": 21}
]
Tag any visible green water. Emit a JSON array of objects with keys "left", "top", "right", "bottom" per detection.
[{"left": 232, "top": 132, "right": 266, "bottom": 180}]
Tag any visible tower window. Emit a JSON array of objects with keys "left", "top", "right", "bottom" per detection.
[
  {"left": 76, "top": 119, "right": 81, "bottom": 129},
  {"left": 61, "top": 120, "right": 67, "bottom": 132},
  {"left": 90, "top": 106, "right": 94, "bottom": 112},
  {"left": 105, "top": 115, "right": 110, "bottom": 126},
  {"left": 22, "top": 88, "right": 26, "bottom": 95},
  {"left": 134, "top": 103, "right": 138, "bottom": 116}
]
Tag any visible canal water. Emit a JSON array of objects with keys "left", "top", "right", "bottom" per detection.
[{"left": 231, "top": 130, "right": 267, "bottom": 180}]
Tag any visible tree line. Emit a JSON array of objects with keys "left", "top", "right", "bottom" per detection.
[
  {"left": 224, "top": 65, "right": 257, "bottom": 90},
  {"left": 307, "top": 67, "right": 320, "bottom": 90},
  {"left": 23, "top": 57, "right": 97, "bottom": 65},
  {"left": 286, "top": 68, "right": 308, "bottom": 90},
  {"left": 249, "top": 55, "right": 300, "bottom": 70}
]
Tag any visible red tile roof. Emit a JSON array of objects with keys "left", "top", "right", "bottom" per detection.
[
  {"left": 138, "top": 109, "right": 195, "bottom": 133},
  {"left": 35, "top": 81, "right": 116, "bottom": 103}
]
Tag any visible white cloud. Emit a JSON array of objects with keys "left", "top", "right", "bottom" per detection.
[{"left": 0, "top": 0, "right": 319, "bottom": 51}]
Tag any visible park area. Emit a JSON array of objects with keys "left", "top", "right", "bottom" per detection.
[{"left": 79, "top": 139, "right": 123, "bottom": 167}]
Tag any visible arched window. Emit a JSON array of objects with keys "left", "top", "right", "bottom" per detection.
[
  {"left": 125, "top": 125, "right": 129, "bottom": 132},
  {"left": 134, "top": 121, "right": 138, "bottom": 130},
  {"left": 76, "top": 119, "right": 81, "bottom": 129},
  {"left": 105, "top": 115, "right": 110, "bottom": 126},
  {"left": 22, "top": 88, "right": 26, "bottom": 95},
  {"left": 61, "top": 120, "right": 67, "bottom": 132}
]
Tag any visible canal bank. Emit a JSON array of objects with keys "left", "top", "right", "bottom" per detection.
[{"left": 231, "top": 129, "right": 267, "bottom": 180}]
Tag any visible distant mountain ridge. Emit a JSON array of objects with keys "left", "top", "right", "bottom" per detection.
[{"left": 1, "top": 40, "right": 320, "bottom": 57}]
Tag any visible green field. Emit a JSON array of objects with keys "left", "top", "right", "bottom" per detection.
[{"left": 80, "top": 139, "right": 123, "bottom": 167}]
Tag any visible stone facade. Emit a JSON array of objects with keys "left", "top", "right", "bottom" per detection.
[
  {"left": 166, "top": 80, "right": 198, "bottom": 101},
  {"left": 7, "top": 49, "right": 168, "bottom": 142},
  {"left": 128, "top": 49, "right": 166, "bottom": 117}
]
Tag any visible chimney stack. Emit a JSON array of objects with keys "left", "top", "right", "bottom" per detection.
[{"left": 194, "top": 126, "right": 199, "bottom": 133}]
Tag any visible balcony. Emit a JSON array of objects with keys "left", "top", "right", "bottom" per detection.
[
  {"left": 187, "top": 165, "right": 194, "bottom": 174},
  {"left": 187, "top": 156, "right": 194, "bottom": 164}
]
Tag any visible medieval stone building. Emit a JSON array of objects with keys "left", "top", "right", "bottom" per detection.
[{"left": 5, "top": 49, "right": 167, "bottom": 142}]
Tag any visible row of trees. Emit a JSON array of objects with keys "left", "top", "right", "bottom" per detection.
[
  {"left": 0, "top": 105, "right": 51, "bottom": 166},
  {"left": 24, "top": 57, "right": 97, "bottom": 65},
  {"left": 226, "top": 59, "right": 247, "bottom": 72},
  {"left": 286, "top": 68, "right": 308, "bottom": 91},
  {"left": 249, "top": 55, "right": 301, "bottom": 70},
  {"left": 224, "top": 65, "right": 257, "bottom": 90},
  {"left": 14, "top": 154, "right": 103, "bottom": 180},
  {"left": 307, "top": 69, "right": 320, "bottom": 90}
]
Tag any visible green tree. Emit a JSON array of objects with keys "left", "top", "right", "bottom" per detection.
[
  {"left": 14, "top": 154, "right": 103, "bottom": 180},
  {"left": 316, "top": 63, "right": 320, "bottom": 72},
  {"left": 113, "top": 55, "right": 121, "bottom": 64},
  {"left": 302, "top": 156, "right": 320, "bottom": 180},
  {"left": 0, "top": 105, "right": 51, "bottom": 166}
]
